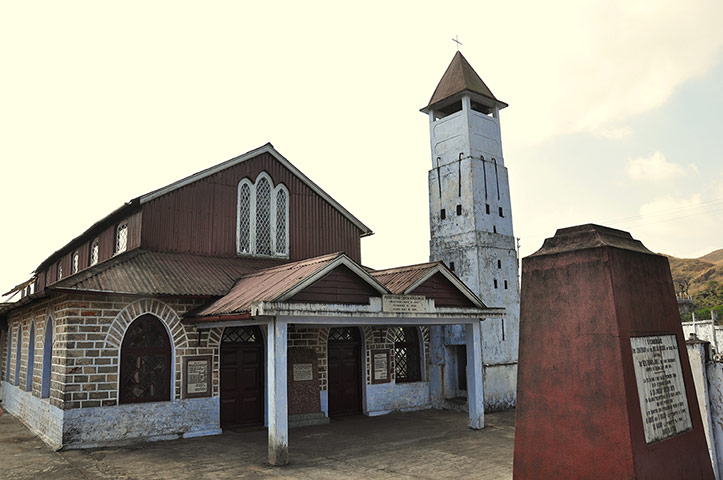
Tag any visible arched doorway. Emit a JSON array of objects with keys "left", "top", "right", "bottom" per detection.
[
  {"left": 327, "top": 327, "right": 362, "bottom": 416},
  {"left": 220, "top": 326, "right": 264, "bottom": 428}
]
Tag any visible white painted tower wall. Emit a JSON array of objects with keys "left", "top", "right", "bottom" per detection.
[{"left": 427, "top": 95, "right": 520, "bottom": 410}]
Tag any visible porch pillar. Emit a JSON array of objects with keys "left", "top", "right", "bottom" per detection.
[
  {"left": 267, "top": 317, "right": 289, "bottom": 466},
  {"left": 466, "top": 320, "right": 484, "bottom": 429},
  {"left": 429, "top": 325, "right": 445, "bottom": 408}
]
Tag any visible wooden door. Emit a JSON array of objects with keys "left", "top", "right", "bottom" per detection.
[
  {"left": 328, "top": 327, "right": 362, "bottom": 416},
  {"left": 220, "top": 326, "right": 264, "bottom": 428}
]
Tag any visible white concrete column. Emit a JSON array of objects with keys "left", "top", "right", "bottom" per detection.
[
  {"left": 429, "top": 325, "right": 445, "bottom": 408},
  {"left": 466, "top": 320, "right": 484, "bottom": 429},
  {"left": 267, "top": 317, "right": 288, "bottom": 466}
]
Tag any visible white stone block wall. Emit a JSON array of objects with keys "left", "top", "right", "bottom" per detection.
[
  {"left": 2, "top": 381, "right": 64, "bottom": 449},
  {"left": 687, "top": 341, "right": 719, "bottom": 479},
  {"left": 62, "top": 397, "right": 221, "bottom": 448}
]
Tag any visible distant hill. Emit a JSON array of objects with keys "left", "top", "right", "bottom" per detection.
[
  {"left": 666, "top": 249, "right": 723, "bottom": 320},
  {"left": 699, "top": 249, "right": 723, "bottom": 264}
]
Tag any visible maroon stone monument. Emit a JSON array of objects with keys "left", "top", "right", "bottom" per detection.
[{"left": 513, "top": 224, "right": 714, "bottom": 479}]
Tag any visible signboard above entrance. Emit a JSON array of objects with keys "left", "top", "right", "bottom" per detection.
[{"left": 382, "top": 295, "right": 427, "bottom": 314}]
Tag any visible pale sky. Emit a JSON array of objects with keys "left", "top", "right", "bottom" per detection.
[{"left": 2, "top": 1, "right": 723, "bottom": 300}]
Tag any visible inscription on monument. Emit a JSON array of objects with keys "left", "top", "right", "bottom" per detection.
[
  {"left": 630, "top": 335, "right": 692, "bottom": 443},
  {"left": 293, "top": 363, "right": 314, "bottom": 382},
  {"left": 383, "top": 295, "right": 426, "bottom": 313}
]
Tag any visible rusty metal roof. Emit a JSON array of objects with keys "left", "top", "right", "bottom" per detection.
[
  {"left": 50, "top": 249, "right": 287, "bottom": 296},
  {"left": 190, "top": 252, "right": 383, "bottom": 318},
  {"left": 370, "top": 262, "right": 441, "bottom": 294},
  {"left": 422, "top": 51, "right": 507, "bottom": 112}
]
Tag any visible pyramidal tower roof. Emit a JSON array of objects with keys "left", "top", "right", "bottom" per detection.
[{"left": 422, "top": 51, "right": 507, "bottom": 112}]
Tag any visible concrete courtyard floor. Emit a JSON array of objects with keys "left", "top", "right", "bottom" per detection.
[{"left": 1, "top": 408, "right": 515, "bottom": 480}]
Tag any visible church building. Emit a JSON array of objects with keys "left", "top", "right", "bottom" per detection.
[{"left": 0, "top": 53, "right": 518, "bottom": 466}]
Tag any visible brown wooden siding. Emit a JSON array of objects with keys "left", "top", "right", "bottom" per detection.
[
  {"left": 140, "top": 152, "right": 364, "bottom": 262},
  {"left": 288, "top": 265, "right": 378, "bottom": 304},
  {"left": 41, "top": 210, "right": 142, "bottom": 289},
  {"left": 410, "top": 272, "right": 476, "bottom": 308}
]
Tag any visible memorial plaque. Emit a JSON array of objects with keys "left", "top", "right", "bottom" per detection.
[
  {"left": 372, "top": 350, "right": 390, "bottom": 384},
  {"left": 630, "top": 335, "right": 692, "bottom": 443},
  {"left": 382, "top": 295, "right": 426, "bottom": 313},
  {"left": 182, "top": 355, "right": 211, "bottom": 398},
  {"left": 293, "top": 363, "right": 313, "bottom": 382}
]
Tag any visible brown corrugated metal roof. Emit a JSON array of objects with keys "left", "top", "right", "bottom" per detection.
[
  {"left": 370, "top": 262, "right": 441, "bottom": 294},
  {"left": 422, "top": 51, "right": 507, "bottom": 112},
  {"left": 190, "top": 252, "right": 347, "bottom": 317},
  {"left": 50, "top": 249, "right": 287, "bottom": 296}
]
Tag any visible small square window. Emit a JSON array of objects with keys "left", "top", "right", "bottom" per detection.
[
  {"left": 497, "top": 260, "right": 502, "bottom": 269},
  {"left": 493, "top": 226, "right": 497, "bottom": 233},
  {"left": 485, "top": 204, "right": 490, "bottom": 214},
  {"left": 456, "top": 205, "right": 462, "bottom": 216},
  {"left": 440, "top": 209, "right": 446, "bottom": 220},
  {"left": 499, "top": 207, "right": 504, "bottom": 217},
  {"left": 504, "top": 280, "right": 508, "bottom": 289},
  {"left": 449, "top": 261, "right": 455, "bottom": 272},
  {"left": 493, "top": 279, "right": 498, "bottom": 289}
]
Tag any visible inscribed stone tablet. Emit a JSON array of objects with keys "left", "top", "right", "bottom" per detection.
[
  {"left": 293, "top": 363, "right": 313, "bottom": 382},
  {"left": 630, "top": 335, "right": 692, "bottom": 443},
  {"left": 382, "top": 295, "right": 426, "bottom": 313},
  {"left": 374, "top": 352, "right": 388, "bottom": 381},
  {"left": 187, "top": 359, "right": 209, "bottom": 394}
]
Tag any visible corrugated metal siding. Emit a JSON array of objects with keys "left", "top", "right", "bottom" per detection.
[
  {"left": 52, "top": 249, "right": 285, "bottom": 296},
  {"left": 371, "top": 264, "right": 438, "bottom": 295},
  {"left": 288, "top": 265, "right": 378, "bottom": 304},
  {"left": 140, "top": 152, "right": 364, "bottom": 263},
  {"left": 410, "top": 272, "right": 476, "bottom": 308},
  {"left": 42, "top": 210, "right": 143, "bottom": 289}
]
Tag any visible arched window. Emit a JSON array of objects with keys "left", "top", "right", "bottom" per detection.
[
  {"left": 71, "top": 251, "right": 79, "bottom": 274},
  {"left": 89, "top": 238, "right": 99, "bottom": 266},
  {"left": 5, "top": 327, "right": 12, "bottom": 381},
  {"left": 41, "top": 317, "right": 53, "bottom": 398},
  {"left": 275, "top": 189, "right": 288, "bottom": 256},
  {"left": 15, "top": 326, "right": 22, "bottom": 386},
  {"left": 394, "top": 327, "right": 421, "bottom": 383},
  {"left": 26, "top": 322, "right": 35, "bottom": 391},
  {"left": 119, "top": 314, "right": 171, "bottom": 404},
  {"left": 236, "top": 173, "right": 289, "bottom": 258},
  {"left": 115, "top": 221, "right": 128, "bottom": 254}
]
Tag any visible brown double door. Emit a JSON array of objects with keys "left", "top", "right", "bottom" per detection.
[
  {"left": 220, "top": 326, "right": 264, "bottom": 428},
  {"left": 328, "top": 327, "right": 362, "bottom": 416}
]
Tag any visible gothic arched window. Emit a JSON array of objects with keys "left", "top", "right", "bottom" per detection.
[
  {"left": 26, "top": 322, "right": 35, "bottom": 391},
  {"left": 5, "top": 326, "right": 12, "bottom": 381},
  {"left": 394, "top": 327, "right": 421, "bottom": 383},
  {"left": 236, "top": 173, "right": 289, "bottom": 258},
  {"left": 15, "top": 326, "right": 22, "bottom": 386},
  {"left": 119, "top": 315, "right": 171, "bottom": 404},
  {"left": 41, "top": 317, "right": 53, "bottom": 398}
]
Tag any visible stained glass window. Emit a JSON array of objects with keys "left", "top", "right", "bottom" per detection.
[
  {"left": 120, "top": 315, "right": 171, "bottom": 404},
  {"left": 394, "top": 327, "right": 421, "bottom": 382}
]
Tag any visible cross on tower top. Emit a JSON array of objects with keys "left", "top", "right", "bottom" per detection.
[{"left": 452, "top": 35, "right": 463, "bottom": 51}]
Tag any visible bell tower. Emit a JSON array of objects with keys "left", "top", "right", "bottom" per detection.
[{"left": 422, "top": 52, "right": 520, "bottom": 410}]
